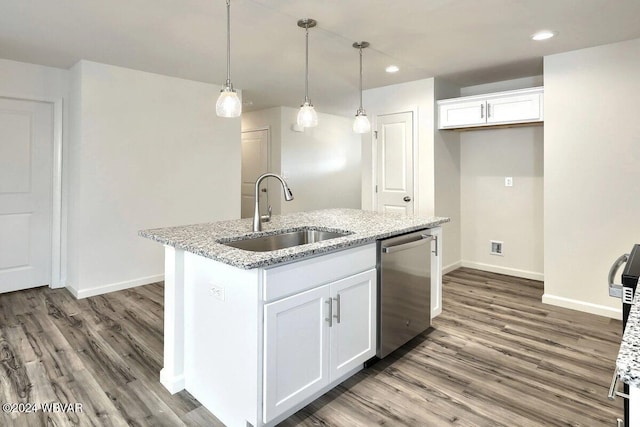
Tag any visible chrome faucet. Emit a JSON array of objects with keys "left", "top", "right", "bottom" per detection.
[{"left": 253, "top": 173, "right": 294, "bottom": 232}]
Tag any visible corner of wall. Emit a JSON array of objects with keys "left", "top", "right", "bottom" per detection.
[
  {"left": 433, "top": 79, "right": 462, "bottom": 269},
  {"left": 65, "top": 60, "right": 84, "bottom": 293}
]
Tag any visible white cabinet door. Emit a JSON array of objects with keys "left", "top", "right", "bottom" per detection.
[
  {"left": 263, "top": 285, "right": 330, "bottom": 423},
  {"left": 329, "top": 269, "right": 376, "bottom": 379},
  {"left": 426, "top": 227, "right": 443, "bottom": 318},
  {"left": 438, "top": 100, "right": 485, "bottom": 129},
  {"left": 486, "top": 93, "right": 542, "bottom": 125}
]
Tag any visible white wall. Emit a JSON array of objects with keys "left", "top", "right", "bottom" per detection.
[
  {"left": 460, "top": 76, "right": 544, "bottom": 96},
  {"left": 456, "top": 77, "right": 545, "bottom": 280},
  {"left": 461, "top": 127, "right": 544, "bottom": 279},
  {"left": 363, "top": 78, "right": 462, "bottom": 270},
  {"left": 242, "top": 106, "right": 362, "bottom": 214},
  {"left": 67, "top": 60, "right": 240, "bottom": 298},
  {"left": 362, "top": 78, "right": 436, "bottom": 216},
  {"left": 279, "top": 107, "right": 361, "bottom": 213},
  {"left": 0, "top": 58, "right": 69, "bottom": 100},
  {"left": 544, "top": 38, "right": 640, "bottom": 318},
  {"left": 0, "top": 58, "right": 70, "bottom": 286}
]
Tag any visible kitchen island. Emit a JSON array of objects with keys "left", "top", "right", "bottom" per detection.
[
  {"left": 140, "top": 208, "right": 449, "bottom": 427},
  {"left": 617, "top": 290, "right": 640, "bottom": 427}
]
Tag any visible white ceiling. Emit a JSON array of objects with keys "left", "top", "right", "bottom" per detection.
[{"left": 2, "top": 0, "right": 640, "bottom": 116}]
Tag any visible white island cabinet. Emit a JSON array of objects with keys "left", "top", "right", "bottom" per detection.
[
  {"left": 168, "top": 243, "right": 377, "bottom": 427},
  {"left": 139, "top": 208, "right": 450, "bottom": 427},
  {"left": 263, "top": 267, "right": 376, "bottom": 422}
]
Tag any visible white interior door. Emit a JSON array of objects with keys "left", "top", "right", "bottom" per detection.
[
  {"left": 0, "top": 98, "right": 53, "bottom": 293},
  {"left": 241, "top": 129, "right": 269, "bottom": 219},
  {"left": 375, "top": 111, "right": 414, "bottom": 214}
]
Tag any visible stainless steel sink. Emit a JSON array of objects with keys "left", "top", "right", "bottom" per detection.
[{"left": 220, "top": 228, "right": 352, "bottom": 252}]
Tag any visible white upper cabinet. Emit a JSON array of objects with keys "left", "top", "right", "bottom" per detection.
[{"left": 438, "top": 87, "right": 544, "bottom": 130}]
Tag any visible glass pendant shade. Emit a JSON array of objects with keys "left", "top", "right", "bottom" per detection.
[
  {"left": 216, "top": 86, "right": 241, "bottom": 118},
  {"left": 353, "top": 41, "right": 371, "bottom": 134},
  {"left": 216, "top": 0, "right": 241, "bottom": 118},
  {"left": 353, "top": 110, "right": 371, "bottom": 134},
  {"left": 297, "top": 102, "right": 318, "bottom": 128},
  {"left": 297, "top": 19, "right": 318, "bottom": 128}
]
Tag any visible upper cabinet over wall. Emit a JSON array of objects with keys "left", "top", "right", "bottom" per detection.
[{"left": 438, "top": 87, "right": 544, "bottom": 130}]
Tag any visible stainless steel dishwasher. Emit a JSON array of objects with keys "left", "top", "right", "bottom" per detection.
[{"left": 377, "top": 230, "right": 433, "bottom": 358}]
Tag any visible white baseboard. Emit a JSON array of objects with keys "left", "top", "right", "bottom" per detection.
[
  {"left": 461, "top": 260, "right": 544, "bottom": 281},
  {"left": 542, "top": 293, "right": 622, "bottom": 320},
  {"left": 67, "top": 274, "right": 164, "bottom": 299},
  {"left": 443, "top": 261, "right": 462, "bottom": 275},
  {"left": 160, "top": 368, "right": 185, "bottom": 395}
]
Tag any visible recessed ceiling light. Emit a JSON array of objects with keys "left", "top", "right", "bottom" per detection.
[
  {"left": 385, "top": 65, "right": 399, "bottom": 73},
  {"left": 531, "top": 30, "right": 556, "bottom": 41}
]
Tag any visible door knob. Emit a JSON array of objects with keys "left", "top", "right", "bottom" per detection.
[{"left": 403, "top": 196, "right": 412, "bottom": 202}]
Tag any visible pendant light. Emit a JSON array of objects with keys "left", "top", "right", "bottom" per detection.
[
  {"left": 297, "top": 19, "right": 318, "bottom": 128},
  {"left": 216, "top": 0, "right": 241, "bottom": 118},
  {"left": 352, "top": 41, "right": 371, "bottom": 134}
]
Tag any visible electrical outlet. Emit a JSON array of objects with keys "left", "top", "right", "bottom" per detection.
[
  {"left": 210, "top": 283, "right": 225, "bottom": 301},
  {"left": 490, "top": 240, "right": 503, "bottom": 256},
  {"left": 505, "top": 177, "right": 513, "bottom": 187}
]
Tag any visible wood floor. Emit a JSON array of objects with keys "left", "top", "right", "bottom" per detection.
[{"left": 0, "top": 268, "right": 623, "bottom": 426}]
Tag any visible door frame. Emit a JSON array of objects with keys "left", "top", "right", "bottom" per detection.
[
  {"left": 371, "top": 107, "right": 419, "bottom": 214},
  {"left": 1, "top": 94, "right": 64, "bottom": 289}
]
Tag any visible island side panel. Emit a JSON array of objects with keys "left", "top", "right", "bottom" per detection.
[
  {"left": 184, "top": 251, "right": 263, "bottom": 427},
  {"left": 632, "top": 385, "right": 639, "bottom": 427},
  {"left": 160, "top": 246, "right": 186, "bottom": 393}
]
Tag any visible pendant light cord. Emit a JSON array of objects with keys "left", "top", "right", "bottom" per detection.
[
  {"left": 304, "top": 24, "right": 310, "bottom": 103},
  {"left": 359, "top": 46, "right": 363, "bottom": 110},
  {"left": 226, "top": 0, "right": 231, "bottom": 86}
]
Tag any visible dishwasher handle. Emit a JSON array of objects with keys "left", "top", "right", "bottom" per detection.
[{"left": 382, "top": 234, "right": 433, "bottom": 254}]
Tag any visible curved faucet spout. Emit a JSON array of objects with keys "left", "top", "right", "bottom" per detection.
[{"left": 253, "top": 173, "right": 294, "bottom": 232}]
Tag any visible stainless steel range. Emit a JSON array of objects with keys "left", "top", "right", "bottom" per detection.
[{"left": 608, "top": 245, "right": 640, "bottom": 427}]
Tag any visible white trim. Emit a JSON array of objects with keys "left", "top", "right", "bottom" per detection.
[
  {"left": 0, "top": 94, "right": 64, "bottom": 288},
  {"left": 242, "top": 125, "right": 270, "bottom": 133},
  {"left": 443, "top": 261, "right": 462, "bottom": 275},
  {"left": 51, "top": 99, "right": 64, "bottom": 288},
  {"left": 68, "top": 274, "right": 164, "bottom": 299},
  {"left": 160, "top": 369, "right": 185, "bottom": 395},
  {"left": 542, "top": 293, "right": 622, "bottom": 320},
  {"left": 461, "top": 260, "right": 544, "bottom": 281}
]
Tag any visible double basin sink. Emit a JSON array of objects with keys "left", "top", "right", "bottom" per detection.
[{"left": 220, "top": 227, "right": 352, "bottom": 252}]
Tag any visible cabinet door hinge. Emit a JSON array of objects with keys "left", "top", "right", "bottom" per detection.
[{"left": 375, "top": 185, "right": 378, "bottom": 193}]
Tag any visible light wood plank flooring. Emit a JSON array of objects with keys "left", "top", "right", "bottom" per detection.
[{"left": 0, "top": 268, "right": 623, "bottom": 426}]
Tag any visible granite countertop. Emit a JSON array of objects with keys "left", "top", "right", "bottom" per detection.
[
  {"left": 139, "top": 208, "right": 449, "bottom": 269},
  {"left": 617, "top": 290, "right": 640, "bottom": 388}
]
